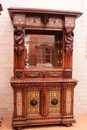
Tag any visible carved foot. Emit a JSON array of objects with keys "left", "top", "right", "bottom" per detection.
[
  {"left": 66, "top": 124, "right": 72, "bottom": 127},
  {"left": 18, "top": 127, "right": 22, "bottom": 130}
]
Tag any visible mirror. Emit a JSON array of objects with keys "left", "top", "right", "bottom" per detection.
[{"left": 24, "top": 30, "right": 63, "bottom": 69}]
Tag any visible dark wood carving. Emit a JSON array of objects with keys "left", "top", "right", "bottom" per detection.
[
  {"left": 64, "top": 29, "right": 74, "bottom": 69},
  {"left": 25, "top": 71, "right": 43, "bottom": 78},
  {"left": 14, "top": 27, "right": 24, "bottom": 56},
  {"left": 65, "top": 29, "right": 74, "bottom": 54},
  {"left": 8, "top": 7, "right": 82, "bottom": 129},
  {"left": 44, "top": 71, "right": 63, "bottom": 78},
  {"left": 41, "top": 14, "right": 49, "bottom": 28}
]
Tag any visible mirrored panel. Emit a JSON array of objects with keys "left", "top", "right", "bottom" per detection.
[{"left": 24, "top": 30, "right": 63, "bottom": 69}]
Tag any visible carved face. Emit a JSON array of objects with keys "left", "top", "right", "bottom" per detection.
[{"left": 14, "top": 27, "right": 23, "bottom": 36}]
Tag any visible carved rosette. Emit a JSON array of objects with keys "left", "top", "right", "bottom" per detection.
[
  {"left": 16, "top": 72, "right": 22, "bottom": 78},
  {"left": 65, "top": 71, "right": 72, "bottom": 79},
  {"left": 14, "top": 27, "right": 24, "bottom": 56}
]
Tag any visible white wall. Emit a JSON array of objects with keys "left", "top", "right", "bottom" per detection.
[{"left": 0, "top": 0, "right": 87, "bottom": 116}]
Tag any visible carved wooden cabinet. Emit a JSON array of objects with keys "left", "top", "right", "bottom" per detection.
[{"left": 8, "top": 8, "right": 82, "bottom": 129}]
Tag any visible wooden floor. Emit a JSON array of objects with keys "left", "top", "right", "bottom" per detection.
[{"left": 0, "top": 114, "right": 87, "bottom": 130}]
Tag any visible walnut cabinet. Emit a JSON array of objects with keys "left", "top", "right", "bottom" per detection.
[{"left": 8, "top": 8, "right": 82, "bottom": 129}]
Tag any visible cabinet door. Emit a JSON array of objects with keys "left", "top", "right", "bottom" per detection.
[
  {"left": 27, "top": 90, "right": 41, "bottom": 116},
  {"left": 48, "top": 90, "right": 61, "bottom": 115}
]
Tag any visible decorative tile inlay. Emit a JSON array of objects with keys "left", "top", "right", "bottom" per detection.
[
  {"left": 65, "top": 17, "right": 75, "bottom": 28},
  {"left": 26, "top": 17, "right": 41, "bottom": 26},
  {"left": 49, "top": 18, "right": 63, "bottom": 28},
  {"left": 27, "top": 91, "right": 40, "bottom": 114},
  {"left": 66, "top": 90, "right": 71, "bottom": 113},
  {"left": 16, "top": 91, "right": 22, "bottom": 116},
  {"left": 13, "top": 14, "right": 25, "bottom": 25},
  {"left": 48, "top": 90, "right": 60, "bottom": 113}
]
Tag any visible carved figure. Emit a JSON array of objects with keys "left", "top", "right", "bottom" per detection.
[
  {"left": 14, "top": 27, "right": 24, "bottom": 56},
  {"left": 65, "top": 29, "right": 74, "bottom": 44},
  {"left": 14, "top": 27, "right": 23, "bottom": 45},
  {"left": 65, "top": 29, "right": 74, "bottom": 56}
]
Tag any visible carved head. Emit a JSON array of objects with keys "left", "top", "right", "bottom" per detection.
[{"left": 14, "top": 27, "right": 23, "bottom": 36}]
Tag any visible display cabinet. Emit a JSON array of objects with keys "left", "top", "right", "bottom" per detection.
[{"left": 8, "top": 7, "right": 82, "bottom": 129}]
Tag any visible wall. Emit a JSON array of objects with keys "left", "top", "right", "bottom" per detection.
[{"left": 0, "top": 0, "right": 87, "bottom": 117}]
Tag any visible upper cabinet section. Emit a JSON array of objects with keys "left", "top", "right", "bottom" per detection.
[
  {"left": 8, "top": 8, "right": 82, "bottom": 29},
  {"left": 8, "top": 8, "right": 82, "bottom": 72}
]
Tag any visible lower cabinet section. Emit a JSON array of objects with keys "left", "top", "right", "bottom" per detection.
[{"left": 11, "top": 78, "right": 77, "bottom": 129}]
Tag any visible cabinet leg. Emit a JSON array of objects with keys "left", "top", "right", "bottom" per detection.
[
  {"left": 66, "top": 124, "right": 72, "bottom": 127},
  {"left": 18, "top": 127, "right": 22, "bottom": 130}
]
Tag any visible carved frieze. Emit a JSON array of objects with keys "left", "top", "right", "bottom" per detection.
[
  {"left": 45, "top": 71, "right": 63, "bottom": 78},
  {"left": 13, "top": 14, "right": 63, "bottom": 29},
  {"left": 25, "top": 72, "right": 43, "bottom": 78}
]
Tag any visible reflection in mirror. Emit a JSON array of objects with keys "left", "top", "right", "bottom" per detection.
[{"left": 24, "top": 31, "right": 63, "bottom": 69}]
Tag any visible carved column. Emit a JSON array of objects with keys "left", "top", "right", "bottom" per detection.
[
  {"left": 13, "top": 14, "right": 26, "bottom": 69},
  {"left": 64, "top": 17, "right": 75, "bottom": 70}
]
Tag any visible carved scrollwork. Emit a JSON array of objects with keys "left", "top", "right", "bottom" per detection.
[
  {"left": 14, "top": 27, "right": 24, "bottom": 56},
  {"left": 46, "top": 72, "right": 62, "bottom": 78},
  {"left": 16, "top": 72, "right": 22, "bottom": 78},
  {"left": 25, "top": 72, "right": 43, "bottom": 78}
]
